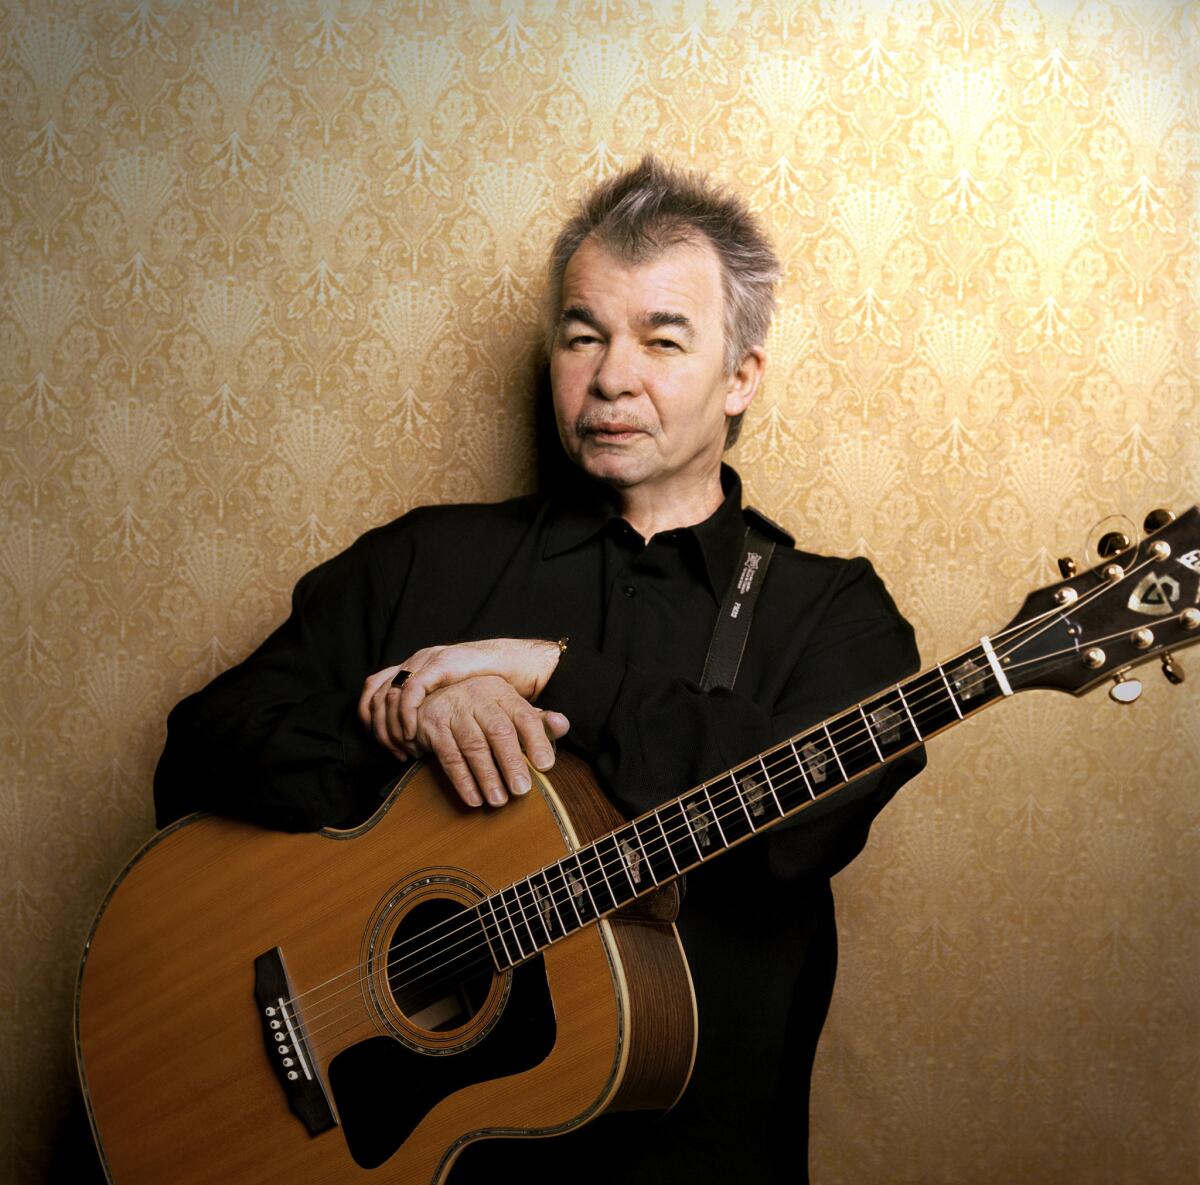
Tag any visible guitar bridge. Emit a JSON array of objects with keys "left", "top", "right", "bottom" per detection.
[{"left": 253, "top": 947, "right": 337, "bottom": 1136}]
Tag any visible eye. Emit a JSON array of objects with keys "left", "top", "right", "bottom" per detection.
[
  {"left": 650, "top": 338, "right": 682, "bottom": 351},
  {"left": 564, "top": 331, "right": 599, "bottom": 348}
]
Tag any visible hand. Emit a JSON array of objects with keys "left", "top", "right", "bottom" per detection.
[
  {"left": 358, "top": 638, "right": 564, "bottom": 749},
  {"left": 360, "top": 673, "right": 570, "bottom": 809}
]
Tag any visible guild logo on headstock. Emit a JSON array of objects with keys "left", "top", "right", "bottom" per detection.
[
  {"left": 1128, "top": 571, "right": 1181, "bottom": 616},
  {"left": 1178, "top": 548, "right": 1200, "bottom": 574}
]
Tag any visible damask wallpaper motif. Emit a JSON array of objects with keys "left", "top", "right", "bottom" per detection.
[{"left": 1, "top": 1, "right": 1197, "bottom": 1182}]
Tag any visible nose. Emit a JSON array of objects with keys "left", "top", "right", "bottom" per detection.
[{"left": 589, "top": 336, "right": 640, "bottom": 401}]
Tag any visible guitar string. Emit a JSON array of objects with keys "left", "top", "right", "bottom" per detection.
[
  {"left": 282, "top": 575, "right": 1105, "bottom": 1025},
  {"left": 292, "top": 650, "right": 1065, "bottom": 1045},
  {"left": 289, "top": 565, "right": 1169, "bottom": 1046},
  {"left": 290, "top": 560, "right": 1153, "bottom": 1049},
  {"left": 290, "top": 658, "right": 986, "bottom": 1042},
  {"left": 287, "top": 570, "right": 1157, "bottom": 1046},
  {"left": 298, "top": 599, "right": 1179, "bottom": 1055}
]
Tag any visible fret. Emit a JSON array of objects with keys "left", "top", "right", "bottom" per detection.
[
  {"left": 514, "top": 881, "right": 547, "bottom": 951},
  {"left": 655, "top": 808, "right": 683, "bottom": 874},
  {"left": 758, "top": 755, "right": 784, "bottom": 815},
  {"left": 936, "top": 663, "right": 964, "bottom": 719},
  {"left": 700, "top": 782, "right": 730, "bottom": 846},
  {"left": 676, "top": 798, "right": 704, "bottom": 862},
  {"left": 539, "top": 868, "right": 568, "bottom": 937},
  {"left": 627, "top": 819, "right": 659, "bottom": 886},
  {"left": 706, "top": 772, "right": 751, "bottom": 843},
  {"left": 531, "top": 871, "right": 562, "bottom": 944},
  {"left": 904, "top": 668, "right": 964, "bottom": 736},
  {"left": 570, "top": 852, "right": 602, "bottom": 920},
  {"left": 793, "top": 730, "right": 834, "bottom": 796},
  {"left": 822, "top": 722, "right": 848, "bottom": 783},
  {"left": 730, "top": 770, "right": 758, "bottom": 832},
  {"left": 789, "top": 740, "right": 817, "bottom": 801},
  {"left": 859, "top": 705, "right": 883, "bottom": 762},
  {"left": 947, "top": 646, "right": 1003, "bottom": 709},
  {"left": 552, "top": 860, "right": 585, "bottom": 929},
  {"left": 734, "top": 762, "right": 782, "bottom": 827},
  {"left": 512, "top": 881, "right": 546, "bottom": 952},
  {"left": 475, "top": 899, "right": 507, "bottom": 971},
  {"left": 862, "top": 688, "right": 921, "bottom": 760},
  {"left": 896, "top": 683, "right": 922, "bottom": 740},
  {"left": 599, "top": 834, "right": 637, "bottom": 909},
  {"left": 578, "top": 843, "right": 618, "bottom": 915},
  {"left": 682, "top": 788, "right": 720, "bottom": 855},
  {"left": 613, "top": 823, "right": 647, "bottom": 892},
  {"left": 834, "top": 709, "right": 880, "bottom": 782},
  {"left": 498, "top": 885, "right": 533, "bottom": 960},
  {"left": 585, "top": 839, "right": 624, "bottom": 911},
  {"left": 480, "top": 894, "right": 515, "bottom": 969}
]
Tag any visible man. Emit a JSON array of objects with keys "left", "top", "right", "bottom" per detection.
[{"left": 155, "top": 157, "right": 924, "bottom": 1184}]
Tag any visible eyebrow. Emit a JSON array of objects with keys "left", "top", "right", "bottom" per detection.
[
  {"left": 559, "top": 305, "right": 695, "bottom": 340},
  {"left": 640, "top": 310, "right": 695, "bottom": 339},
  {"left": 560, "top": 304, "right": 602, "bottom": 330}
]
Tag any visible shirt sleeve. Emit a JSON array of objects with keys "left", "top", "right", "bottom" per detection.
[
  {"left": 539, "top": 555, "right": 926, "bottom": 881},
  {"left": 152, "top": 526, "right": 406, "bottom": 831}
]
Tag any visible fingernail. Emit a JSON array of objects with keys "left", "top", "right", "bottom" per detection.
[
  {"left": 514, "top": 773, "right": 531, "bottom": 795},
  {"left": 467, "top": 791, "right": 482, "bottom": 807},
  {"left": 487, "top": 788, "right": 506, "bottom": 806},
  {"left": 534, "top": 751, "right": 554, "bottom": 771}
]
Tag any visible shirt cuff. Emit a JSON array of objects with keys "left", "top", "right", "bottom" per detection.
[{"left": 538, "top": 642, "right": 625, "bottom": 758}]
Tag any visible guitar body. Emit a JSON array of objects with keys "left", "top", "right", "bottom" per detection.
[{"left": 76, "top": 753, "right": 697, "bottom": 1185}]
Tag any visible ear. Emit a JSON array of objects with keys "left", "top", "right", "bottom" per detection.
[{"left": 724, "top": 346, "right": 766, "bottom": 418}]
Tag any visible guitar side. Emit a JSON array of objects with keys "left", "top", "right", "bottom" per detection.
[{"left": 75, "top": 754, "right": 697, "bottom": 1185}]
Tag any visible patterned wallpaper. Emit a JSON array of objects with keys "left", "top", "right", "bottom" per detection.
[{"left": 1, "top": 1, "right": 1197, "bottom": 1182}]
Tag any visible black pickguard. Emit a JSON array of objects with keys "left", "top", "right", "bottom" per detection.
[{"left": 328, "top": 956, "right": 556, "bottom": 1169}]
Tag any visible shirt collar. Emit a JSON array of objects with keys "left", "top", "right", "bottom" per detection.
[{"left": 543, "top": 464, "right": 748, "bottom": 602}]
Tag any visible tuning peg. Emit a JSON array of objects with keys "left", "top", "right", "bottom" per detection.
[
  {"left": 1057, "top": 557, "right": 1077, "bottom": 578},
  {"left": 1161, "top": 654, "right": 1185, "bottom": 685},
  {"left": 1143, "top": 508, "right": 1175, "bottom": 534},
  {"left": 1109, "top": 673, "right": 1143, "bottom": 704},
  {"left": 1098, "top": 531, "right": 1131, "bottom": 558}
]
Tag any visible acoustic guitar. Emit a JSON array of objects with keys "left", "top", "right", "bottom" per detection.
[{"left": 76, "top": 507, "right": 1200, "bottom": 1184}]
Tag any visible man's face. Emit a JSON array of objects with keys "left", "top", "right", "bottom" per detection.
[{"left": 549, "top": 235, "right": 761, "bottom": 500}]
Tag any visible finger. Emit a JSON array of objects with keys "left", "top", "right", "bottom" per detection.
[
  {"left": 542, "top": 710, "right": 570, "bottom": 740},
  {"left": 513, "top": 706, "right": 556, "bottom": 772},
  {"left": 370, "top": 691, "right": 408, "bottom": 759},
  {"left": 476, "top": 703, "right": 534, "bottom": 797},
  {"left": 449, "top": 716, "right": 508, "bottom": 807},
  {"left": 358, "top": 665, "right": 402, "bottom": 727},
  {"left": 426, "top": 723, "right": 484, "bottom": 808}
]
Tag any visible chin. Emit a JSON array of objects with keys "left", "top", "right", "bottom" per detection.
[{"left": 577, "top": 455, "right": 647, "bottom": 489}]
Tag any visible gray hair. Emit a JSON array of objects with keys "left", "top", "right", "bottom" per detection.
[{"left": 545, "top": 157, "right": 780, "bottom": 447}]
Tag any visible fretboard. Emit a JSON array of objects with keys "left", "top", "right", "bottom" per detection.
[{"left": 475, "top": 641, "right": 1010, "bottom": 970}]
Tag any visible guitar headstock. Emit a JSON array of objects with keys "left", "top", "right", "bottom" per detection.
[{"left": 996, "top": 506, "right": 1200, "bottom": 700}]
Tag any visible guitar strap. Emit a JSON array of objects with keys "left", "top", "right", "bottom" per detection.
[{"left": 699, "top": 525, "right": 776, "bottom": 692}]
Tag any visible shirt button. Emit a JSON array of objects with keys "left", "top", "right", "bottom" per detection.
[{"left": 622, "top": 584, "right": 636, "bottom": 598}]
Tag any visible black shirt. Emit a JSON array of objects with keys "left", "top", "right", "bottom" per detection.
[{"left": 154, "top": 467, "right": 925, "bottom": 1184}]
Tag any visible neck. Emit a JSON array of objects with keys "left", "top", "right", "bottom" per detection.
[
  {"left": 614, "top": 467, "right": 725, "bottom": 540},
  {"left": 474, "top": 641, "right": 1012, "bottom": 970}
]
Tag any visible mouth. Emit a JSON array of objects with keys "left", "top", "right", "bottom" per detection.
[{"left": 579, "top": 421, "right": 647, "bottom": 444}]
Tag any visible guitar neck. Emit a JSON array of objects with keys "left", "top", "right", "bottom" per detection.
[{"left": 475, "top": 640, "right": 1012, "bottom": 969}]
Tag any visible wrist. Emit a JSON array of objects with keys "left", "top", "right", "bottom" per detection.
[{"left": 532, "top": 636, "right": 568, "bottom": 698}]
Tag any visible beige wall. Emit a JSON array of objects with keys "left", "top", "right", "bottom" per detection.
[{"left": 2, "top": 1, "right": 1197, "bottom": 1181}]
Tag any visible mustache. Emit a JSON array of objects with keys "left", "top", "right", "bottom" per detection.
[{"left": 575, "top": 411, "right": 655, "bottom": 436}]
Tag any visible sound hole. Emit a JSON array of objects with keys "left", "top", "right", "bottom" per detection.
[{"left": 388, "top": 896, "right": 493, "bottom": 1032}]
